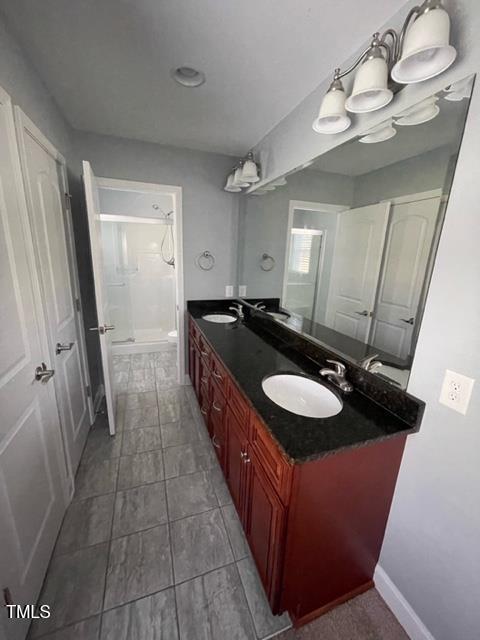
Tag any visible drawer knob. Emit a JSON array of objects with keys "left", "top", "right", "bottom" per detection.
[
  {"left": 212, "top": 401, "right": 222, "bottom": 412},
  {"left": 213, "top": 371, "right": 223, "bottom": 381}
]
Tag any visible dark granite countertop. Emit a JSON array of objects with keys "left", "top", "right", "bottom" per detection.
[{"left": 188, "top": 301, "right": 420, "bottom": 464}]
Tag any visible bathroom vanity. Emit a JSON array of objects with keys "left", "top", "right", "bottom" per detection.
[{"left": 187, "top": 300, "right": 424, "bottom": 626}]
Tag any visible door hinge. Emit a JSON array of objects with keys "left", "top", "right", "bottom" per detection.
[
  {"left": 64, "top": 192, "right": 72, "bottom": 209},
  {"left": 3, "top": 587, "right": 13, "bottom": 606},
  {"left": 75, "top": 297, "right": 81, "bottom": 312},
  {"left": 86, "top": 385, "right": 91, "bottom": 397}
]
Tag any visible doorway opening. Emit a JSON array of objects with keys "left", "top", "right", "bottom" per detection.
[{"left": 96, "top": 177, "right": 184, "bottom": 373}]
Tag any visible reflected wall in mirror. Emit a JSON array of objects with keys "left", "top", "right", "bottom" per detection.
[{"left": 238, "top": 76, "right": 474, "bottom": 389}]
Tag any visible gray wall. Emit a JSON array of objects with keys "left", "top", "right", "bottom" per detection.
[
  {"left": 239, "top": 169, "right": 353, "bottom": 298},
  {"left": 249, "top": 1, "right": 480, "bottom": 637},
  {"left": 353, "top": 145, "right": 456, "bottom": 207},
  {"left": 73, "top": 131, "right": 239, "bottom": 302}
]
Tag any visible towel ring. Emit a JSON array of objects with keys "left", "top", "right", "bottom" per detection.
[
  {"left": 197, "top": 251, "right": 215, "bottom": 271},
  {"left": 260, "top": 253, "right": 275, "bottom": 271}
]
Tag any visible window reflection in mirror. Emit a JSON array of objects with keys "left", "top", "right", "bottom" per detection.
[{"left": 238, "top": 75, "right": 474, "bottom": 389}]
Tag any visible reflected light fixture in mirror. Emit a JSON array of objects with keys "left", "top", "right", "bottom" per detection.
[
  {"left": 240, "top": 152, "right": 260, "bottom": 183},
  {"left": 358, "top": 118, "right": 396, "bottom": 143},
  {"left": 224, "top": 173, "right": 241, "bottom": 192},
  {"left": 313, "top": 0, "right": 456, "bottom": 135},
  {"left": 395, "top": 95, "right": 440, "bottom": 125}
]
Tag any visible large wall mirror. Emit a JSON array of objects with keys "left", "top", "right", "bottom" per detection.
[{"left": 238, "top": 76, "right": 474, "bottom": 389}]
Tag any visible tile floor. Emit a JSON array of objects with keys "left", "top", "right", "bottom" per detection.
[{"left": 29, "top": 346, "right": 409, "bottom": 640}]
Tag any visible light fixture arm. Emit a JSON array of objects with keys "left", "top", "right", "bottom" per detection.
[{"left": 333, "top": 33, "right": 391, "bottom": 84}]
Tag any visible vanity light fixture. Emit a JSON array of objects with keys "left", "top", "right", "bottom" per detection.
[
  {"left": 224, "top": 152, "right": 261, "bottom": 192},
  {"left": 394, "top": 95, "right": 440, "bottom": 125},
  {"left": 312, "top": 0, "right": 456, "bottom": 135},
  {"left": 444, "top": 77, "right": 474, "bottom": 101},
  {"left": 358, "top": 118, "right": 397, "bottom": 143}
]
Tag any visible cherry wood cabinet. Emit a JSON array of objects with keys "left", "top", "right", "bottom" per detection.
[{"left": 188, "top": 315, "right": 406, "bottom": 627}]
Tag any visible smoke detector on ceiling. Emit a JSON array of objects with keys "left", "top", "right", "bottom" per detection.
[{"left": 171, "top": 66, "right": 206, "bottom": 87}]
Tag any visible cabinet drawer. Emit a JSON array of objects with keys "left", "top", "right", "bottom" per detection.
[
  {"left": 210, "top": 352, "right": 228, "bottom": 396},
  {"left": 227, "top": 380, "right": 250, "bottom": 436},
  {"left": 250, "top": 414, "right": 292, "bottom": 503},
  {"left": 198, "top": 334, "right": 211, "bottom": 362}
]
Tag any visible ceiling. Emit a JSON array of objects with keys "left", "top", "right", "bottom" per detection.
[
  {"left": 1, "top": 0, "right": 402, "bottom": 155},
  {"left": 310, "top": 92, "right": 471, "bottom": 176}
]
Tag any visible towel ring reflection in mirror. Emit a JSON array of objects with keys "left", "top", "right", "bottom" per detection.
[
  {"left": 260, "top": 253, "right": 275, "bottom": 271},
  {"left": 197, "top": 251, "right": 215, "bottom": 271}
]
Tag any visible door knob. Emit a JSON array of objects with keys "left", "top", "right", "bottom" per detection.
[
  {"left": 35, "top": 363, "right": 55, "bottom": 383},
  {"left": 400, "top": 317, "right": 415, "bottom": 325},
  {"left": 355, "top": 310, "right": 372, "bottom": 317},
  {"left": 56, "top": 342, "right": 74, "bottom": 355},
  {"left": 89, "top": 325, "right": 115, "bottom": 334}
]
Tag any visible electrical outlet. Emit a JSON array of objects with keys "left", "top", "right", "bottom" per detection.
[
  {"left": 239, "top": 285, "right": 247, "bottom": 297},
  {"left": 439, "top": 369, "right": 475, "bottom": 415},
  {"left": 225, "top": 285, "right": 233, "bottom": 297}
]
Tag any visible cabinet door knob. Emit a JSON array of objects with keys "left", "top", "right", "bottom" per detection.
[
  {"left": 212, "top": 401, "right": 222, "bottom": 412},
  {"left": 213, "top": 371, "right": 222, "bottom": 381},
  {"left": 211, "top": 435, "right": 220, "bottom": 449}
]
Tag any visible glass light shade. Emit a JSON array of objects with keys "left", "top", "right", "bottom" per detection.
[
  {"left": 444, "top": 77, "right": 474, "bottom": 101},
  {"left": 312, "top": 87, "right": 351, "bottom": 134},
  {"left": 224, "top": 173, "right": 241, "bottom": 192},
  {"left": 240, "top": 158, "right": 260, "bottom": 183},
  {"left": 394, "top": 95, "right": 440, "bottom": 125},
  {"left": 358, "top": 119, "right": 397, "bottom": 143},
  {"left": 232, "top": 166, "right": 249, "bottom": 188},
  {"left": 345, "top": 56, "right": 393, "bottom": 113},
  {"left": 391, "top": 6, "right": 457, "bottom": 84}
]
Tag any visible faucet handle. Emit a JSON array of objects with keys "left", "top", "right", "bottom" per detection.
[{"left": 326, "top": 359, "right": 346, "bottom": 375}]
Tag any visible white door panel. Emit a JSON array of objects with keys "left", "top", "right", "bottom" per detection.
[
  {"left": 15, "top": 111, "right": 90, "bottom": 476},
  {"left": 370, "top": 197, "right": 440, "bottom": 358},
  {"left": 325, "top": 203, "right": 390, "bottom": 342},
  {"left": 83, "top": 161, "right": 117, "bottom": 435},
  {"left": 0, "top": 89, "right": 66, "bottom": 640}
]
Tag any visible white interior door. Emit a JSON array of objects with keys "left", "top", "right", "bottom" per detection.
[
  {"left": 370, "top": 196, "right": 441, "bottom": 359},
  {"left": 0, "top": 88, "right": 67, "bottom": 640},
  {"left": 325, "top": 203, "right": 390, "bottom": 341},
  {"left": 15, "top": 110, "right": 90, "bottom": 477},
  {"left": 83, "top": 161, "right": 117, "bottom": 435}
]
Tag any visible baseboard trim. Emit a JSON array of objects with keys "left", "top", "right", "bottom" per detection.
[
  {"left": 93, "top": 384, "right": 105, "bottom": 414},
  {"left": 374, "top": 565, "right": 435, "bottom": 640}
]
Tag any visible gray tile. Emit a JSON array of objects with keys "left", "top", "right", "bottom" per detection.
[
  {"left": 124, "top": 391, "right": 158, "bottom": 411},
  {"left": 163, "top": 441, "right": 215, "bottom": 479},
  {"left": 100, "top": 589, "right": 178, "bottom": 640},
  {"left": 74, "top": 458, "right": 119, "bottom": 500},
  {"left": 82, "top": 427, "right": 122, "bottom": 464},
  {"left": 166, "top": 471, "right": 218, "bottom": 521},
  {"left": 114, "top": 371, "right": 129, "bottom": 393},
  {"left": 124, "top": 405, "right": 160, "bottom": 430},
  {"left": 222, "top": 504, "right": 249, "bottom": 560},
  {"left": 55, "top": 494, "right": 114, "bottom": 554},
  {"left": 160, "top": 416, "right": 199, "bottom": 448},
  {"left": 210, "top": 463, "right": 233, "bottom": 506},
  {"left": 127, "top": 369, "right": 156, "bottom": 393},
  {"left": 176, "top": 564, "right": 255, "bottom": 640},
  {"left": 113, "top": 360, "right": 131, "bottom": 374},
  {"left": 30, "top": 544, "right": 108, "bottom": 637},
  {"left": 122, "top": 426, "right": 162, "bottom": 455},
  {"left": 117, "top": 450, "right": 165, "bottom": 490},
  {"left": 157, "top": 388, "right": 192, "bottom": 423},
  {"left": 104, "top": 525, "right": 173, "bottom": 610},
  {"left": 112, "top": 482, "right": 168, "bottom": 537},
  {"left": 237, "top": 556, "right": 291, "bottom": 638},
  {"left": 37, "top": 616, "right": 101, "bottom": 640},
  {"left": 171, "top": 508, "right": 233, "bottom": 583}
]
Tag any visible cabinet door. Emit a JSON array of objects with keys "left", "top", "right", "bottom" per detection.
[
  {"left": 188, "top": 338, "right": 197, "bottom": 388},
  {"left": 245, "top": 449, "right": 286, "bottom": 610},
  {"left": 225, "top": 407, "right": 248, "bottom": 516},
  {"left": 210, "top": 381, "right": 226, "bottom": 469}
]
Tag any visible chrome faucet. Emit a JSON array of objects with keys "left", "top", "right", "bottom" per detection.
[
  {"left": 253, "top": 301, "right": 266, "bottom": 311},
  {"left": 228, "top": 302, "right": 244, "bottom": 319},
  {"left": 358, "top": 353, "right": 383, "bottom": 373},
  {"left": 319, "top": 360, "right": 353, "bottom": 393}
]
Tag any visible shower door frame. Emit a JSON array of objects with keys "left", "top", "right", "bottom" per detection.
[{"left": 96, "top": 177, "right": 185, "bottom": 385}]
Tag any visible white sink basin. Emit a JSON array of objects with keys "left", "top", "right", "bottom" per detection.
[
  {"left": 262, "top": 374, "right": 342, "bottom": 418},
  {"left": 202, "top": 313, "right": 237, "bottom": 324}
]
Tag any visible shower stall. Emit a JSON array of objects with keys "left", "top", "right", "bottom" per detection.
[{"left": 97, "top": 182, "right": 180, "bottom": 354}]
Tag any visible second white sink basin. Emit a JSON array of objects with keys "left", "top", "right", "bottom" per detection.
[
  {"left": 202, "top": 313, "right": 237, "bottom": 324},
  {"left": 262, "top": 374, "right": 342, "bottom": 418}
]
